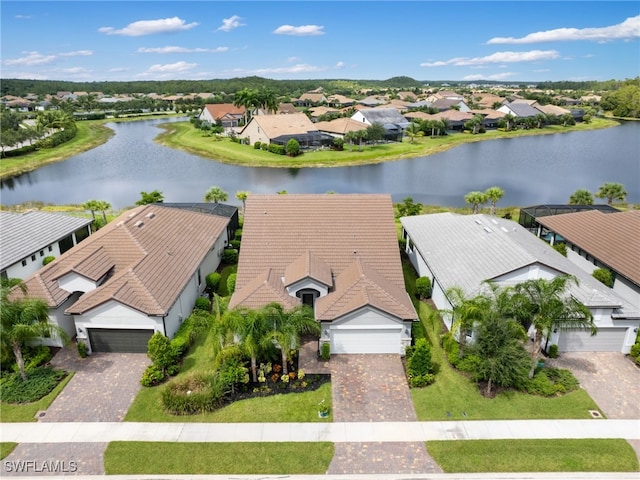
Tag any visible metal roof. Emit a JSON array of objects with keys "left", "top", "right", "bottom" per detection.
[{"left": 0, "top": 211, "right": 92, "bottom": 270}]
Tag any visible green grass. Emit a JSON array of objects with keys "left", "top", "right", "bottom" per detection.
[
  {"left": 427, "top": 439, "right": 639, "bottom": 472},
  {"left": 104, "top": 441, "right": 334, "bottom": 474},
  {"left": 125, "top": 326, "right": 332, "bottom": 423},
  {"left": 0, "top": 371, "right": 74, "bottom": 422},
  {"left": 155, "top": 117, "right": 619, "bottom": 168},
  {"left": 0, "top": 443, "right": 18, "bottom": 460}
]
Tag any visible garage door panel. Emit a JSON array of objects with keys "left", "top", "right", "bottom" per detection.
[
  {"left": 558, "top": 328, "right": 625, "bottom": 352},
  {"left": 331, "top": 328, "right": 401, "bottom": 354},
  {"left": 88, "top": 328, "right": 153, "bottom": 353}
]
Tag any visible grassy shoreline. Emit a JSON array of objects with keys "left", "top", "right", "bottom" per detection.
[
  {"left": 155, "top": 117, "right": 620, "bottom": 168},
  {"left": 0, "top": 115, "right": 620, "bottom": 180}
]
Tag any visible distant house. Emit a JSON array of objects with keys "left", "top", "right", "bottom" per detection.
[
  {"left": 11, "top": 204, "right": 234, "bottom": 353},
  {"left": 294, "top": 92, "right": 328, "bottom": 107},
  {"left": 401, "top": 213, "right": 639, "bottom": 354},
  {"left": 430, "top": 98, "right": 471, "bottom": 113},
  {"left": 230, "top": 194, "right": 417, "bottom": 354},
  {"left": 239, "top": 113, "right": 330, "bottom": 147},
  {"left": 198, "top": 103, "right": 246, "bottom": 128},
  {"left": 1, "top": 211, "right": 92, "bottom": 281},
  {"left": 314, "top": 117, "right": 368, "bottom": 138},
  {"left": 357, "top": 96, "right": 387, "bottom": 108},
  {"left": 351, "top": 108, "right": 409, "bottom": 141},
  {"left": 535, "top": 210, "right": 640, "bottom": 308},
  {"left": 497, "top": 102, "right": 541, "bottom": 118},
  {"left": 308, "top": 106, "right": 340, "bottom": 121},
  {"left": 327, "top": 94, "right": 356, "bottom": 108},
  {"left": 421, "top": 110, "right": 474, "bottom": 131}
]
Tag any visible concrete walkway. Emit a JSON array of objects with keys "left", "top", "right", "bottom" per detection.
[{"left": 2, "top": 419, "right": 639, "bottom": 443}]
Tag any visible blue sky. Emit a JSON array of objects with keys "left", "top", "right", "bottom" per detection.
[{"left": 2, "top": 1, "right": 639, "bottom": 82}]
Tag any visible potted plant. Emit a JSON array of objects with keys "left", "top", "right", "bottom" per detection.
[{"left": 318, "top": 399, "right": 330, "bottom": 418}]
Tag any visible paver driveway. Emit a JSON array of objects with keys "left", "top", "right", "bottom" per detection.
[
  {"left": 548, "top": 352, "right": 640, "bottom": 419},
  {"left": 2, "top": 346, "right": 149, "bottom": 476},
  {"left": 327, "top": 354, "right": 442, "bottom": 474}
]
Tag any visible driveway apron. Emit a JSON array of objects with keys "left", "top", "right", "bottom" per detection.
[
  {"left": 2, "top": 346, "right": 149, "bottom": 476},
  {"left": 327, "top": 354, "right": 442, "bottom": 474}
]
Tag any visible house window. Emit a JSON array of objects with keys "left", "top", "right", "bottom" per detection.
[
  {"left": 40, "top": 250, "right": 45, "bottom": 257},
  {"left": 301, "top": 293, "right": 315, "bottom": 307},
  {"left": 31, "top": 255, "right": 36, "bottom": 262},
  {"left": 22, "top": 260, "right": 27, "bottom": 267},
  {"left": 48, "top": 246, "right": 53, "bottom": 252},
  {"left": 197, "top": 268, "right": 202, "bottom": 286}
]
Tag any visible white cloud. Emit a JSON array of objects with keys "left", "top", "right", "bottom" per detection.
[
  {"left": 287, "top": 56, "right": 302, "bottom": 63},
  {"left": 4, "top": 51, "right": 56, "bottom": 66},
  {"left": 488, "top": 15, "right": 640, "bottom": 44},
  {"left": 217, "top": 15, "right": 244, "bottom": 32},
  {"left": 273, "top": 25, "right": 324, "bottom": 36},
  {"left": 421, "top": 50, "right": 560, "bottom": 67},
  {"left": 59, "top": 50, "right": 93, "bottom": 57},
  {"left": 146, "top": 61, "right": 198, "bottom": 73},
  {"left": 335, "top": 61, "right": 345, "bottom": 69},
  {"left": 462, "top": 72, "right": 518, "bottom": 81},
  {"left": 61, "top": 67, "right": 90, "bottom": 74},
  {"left": 137, "top": 46, "right": 228, "bottom": 54},
  {"left": 15, "top": 15, "right": 31, "bottom": 19},
  {"left": 99, "top": 17, "right": 199, "bottom": 37},
  {"left": 108, "top": 67, "right": 128, "bottom": 73}
]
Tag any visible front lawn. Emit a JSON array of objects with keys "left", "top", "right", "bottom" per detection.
[
  {"left": 0, "top": 443, "right": 17, "bottom": 460},
  {"left": 411, "top": 301, "right": 601, "bottom": 420},
  {"left": 104, "top": 442, "right": 334, "bottom": 474},
  {"left": 125, "top": 323, "right": 331, "bottom": 422},
  {"left": 0, "top": 371, "right": 74, "bottom": 422},
  {"left": 427, "top": 439, "right": 639, "bottom": 473}
]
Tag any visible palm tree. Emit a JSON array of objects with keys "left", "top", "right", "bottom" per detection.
[
  {"left": 464, "top": 191, "right": 488, "bottom": 214},
  {"left": 445, "top": 286, "right": 488, "bottom": 355},
  {"left": 83, "top": 199, "right": 99, "bottom": 222},
  {"left": 484, "top": 186, "right": 505, "bottom": 215},
  {"left": 256, "top": 88, "right": 278, "bottom": 114},
  {"left": 95, "top": 200, "right": 111, "bottom": 224},
  {"left": 233, "top": 88, "right": 259, "bottom": 124},
  {"left": 595, "top": 182, "right": 627, "bottom": 205},
  {"left": 344, "top": 131, "right": 357, "bottom": 151},
  {"left": 224, "top": 307, "right": 269, "bottom": 382},
  {"left": 501, "top": 113, "right": 516, "bottom": 132},
  {"left": 510, "top": 275, "right": 595, "bottom": 378},
  {"left": 204, "top": 186, "right": 228, "bottom": 204},
  {"left": 262, "top": 303, "right": 319, "bottom": 375},
  {"left": 569, "top": 189, "right": 594, "bottom": 205},
  {"left": 236, "top": 191, "right": 250, "bottom": 215},
  {"left": 405, "top": 122, "right": 423, "bottom": 143},
  {"left": 1, "top": 283, "right": 68, "bottom": 380}
]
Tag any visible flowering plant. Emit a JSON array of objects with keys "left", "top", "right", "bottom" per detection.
[{"left": 318, "top": 399, "right": 330, "bottom": 415}]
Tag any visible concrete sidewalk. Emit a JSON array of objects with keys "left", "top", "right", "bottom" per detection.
[{"left": 2, "top": 419, "right": 639, "bottom": 444}]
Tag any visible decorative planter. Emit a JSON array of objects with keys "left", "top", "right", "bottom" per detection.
[{"left": 318, "top": 411, "right": 329, "bottom": 418}]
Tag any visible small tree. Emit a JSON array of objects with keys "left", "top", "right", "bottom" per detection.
[
  {"left": 285, "top": 138, "right": 301, "bottom": 157},
  {"left": 407, "top": 338, "right": 433, "bottom": 377},
  {"left": 206, "top": 272, "right": 221, "bottom": 294},
  {"left": 136, "top": 190, "right": 164, "bottom": 205},
  {"left": 365, "top": 123, "right": 385, "bottom": 143},
  {"left": 397, "top": 197, "right": 422, "bottom": 217},
  {"left": 236, "top": 191, "right": 250, "bottom": 214},
  {"left": 147, "top": 332, "right": 178, "bottom": 374},
  {"left": 484, "top": 186, "right": 504, "bottom": 215}
]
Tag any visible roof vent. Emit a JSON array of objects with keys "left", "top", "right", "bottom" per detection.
[
  {"left": 501, "top": 227, "right": 509, "bottom": 232},
  {"left": 491, "top": 219, "right": 499, "bottom": 225},
  {"left": 474, "top": 219, "right": 483, "bottom": 225},
  {"left": 134, "top": 221, "right": 144, "bottom": 228},
  {"left": 146, "top": 212, "right": 156, "bottom": 219},
  {"left": 483, "top": 226, "right": 493, "bottom": 233},
  {"left": 116, "top": 221, "right": 124, "bottom": 227}
]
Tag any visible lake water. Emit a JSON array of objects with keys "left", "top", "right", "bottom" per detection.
[{"left": 1, "top": 119, "right": 638, "bottom": 209}]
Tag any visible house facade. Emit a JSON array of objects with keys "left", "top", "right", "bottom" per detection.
[
  {"left": 198, "top": 103, "right": 246, "bottom": 128},
  {"left": 401, "top": 213, "right": 639, "bottom": 354},
  {"left": 0, "top": 211, "right": 92, "bottom": 281},
  {"left": 229, "top": 194, "right": 417, "bottom": 355},
  {"left": 239, "top": 113, "right": 329, "bottom": 147},
  {"left": 12, "top": 204, "right": 233, "bottom": 353},
  {"left": 351, "top": 108, "right": 409, "bottom": 141},
  {"left": 536, "top": 210, "right": 640, "bottom": 308}
]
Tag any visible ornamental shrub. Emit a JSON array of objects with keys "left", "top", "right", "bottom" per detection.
[
  {"left": 629, "top": 343, "right": 640, "bottom": 358},
  {"left": 552, "top": 242, "right": 567, "bottom": 257},
  {"left": 161, "top": 372, "right": 225, "bottom": 415},
  {"left": 77, "top": 341, "right": 88, "bottom": 358},
  {"left": 268, "top": 144, "right": 285, "bottom": 155},
  {"left": 261, "top": 142, "right": 268, "bottom": 150},
  {"left": 548, "top": 344, "right": 559, "bottom": 358},
  {"left": 0, "top": 367, "right": 67, "bottom": 403},
  {"left": 457, "top": 353, "right": 482, "bottom": 374},
  {"left": 206, "top": 272, "right": 221, "bottom": 293},
  {"left": 285, "top": 138, "right": 301, "bottom": 157},
  {"left": 222, "top": 248, "right": 238, "bottom": 264},
  {"left": 332, "top": 138, "right": 344, "bottom": 151},
  {"left": 320, "top": 342, "right": 331, "bottom": 360},
  {"left": 441, "top": 332, "right": 460, "bottom": 367},
  {"left": 147, "top": 332, "right": 180, "bottom": 373},
  {"left": 194, "top": 297, "right": 210, "bottom": 311},
  {"left": 226, "top": 273, "right": 237, "bottom": 294},
  {"left": 254, "top": 141, "right": 262, "bottom": 149},
  {"left": 229, "top": 239, "right": 241, "bottom": 251},
  {"left": 42, "top": 256, "right": 55, "bottom": 266},
  {"left": 409, "top": 373, "right": 435, "bottom": 388},
  {"left": 592, "top": 268, "right": 614, "bottom": 288},
  {"left": 407, "top": 338, "right": 432, "bottom": 377},
  {"left": 140, "top": 364, "right": 166, "bottom": 387},
  {"left": 415, "top": 277, "right": 432, "bottom": 299}
]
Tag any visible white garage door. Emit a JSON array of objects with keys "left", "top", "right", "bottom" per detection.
[
  {"left": 331, "top": 327, "right": 401, "bottom": 354},
  {"left": 558, "top": 328, "right": 626, "bottom": 352}
]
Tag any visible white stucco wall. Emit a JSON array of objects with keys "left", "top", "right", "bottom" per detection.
[
  {"left": 39, "top": 294, "right": 82, "bottom": 347},
  {"left": 612, "top": 277, "right": 640, "bottom": 309},
  {"left": 58, "top": 272, "right": 99, "bottom": 293},
  {"left": 74, "top": 302, "right": 162, "bottom": 333},
  {"left": 286, "top": 278, "right": 329, "bottom": 298},
  {"left": 4, "top": 243, "right": 60, "bottom": 280},
  {"left": 350, "top": 111, "right": 370, "bottom": 125}
]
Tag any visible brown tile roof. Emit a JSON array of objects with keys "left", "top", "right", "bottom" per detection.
[
  {"left": 15, "top": 205, "right": 230, "bottom": 316},
  {"left": 537, "top": 210, "right": 640, "bottom": 285},
  {"left": 229, "top": 195, "right": 416, "bottom": 321},
  {"left": 241, "top": 113, "right": 317, "bottom": 139},
  {"left": 314, "top": 117, "right": 368, "bottom": 135},
  {"left": 284, "top": 251, "right": 333, "bottom": 288},
  {"left": 202, "top": 103, "right": 245, "bottom": 120},
  {"left": 424, "top": 110, "right": 474, "bottom": 122}
]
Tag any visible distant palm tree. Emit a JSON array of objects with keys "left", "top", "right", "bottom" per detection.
[
  {"left": 236, "top": 191, "right": 250, "bottom": 214},
  {"left": 95, "top": 200, "right": 111, "bottom": 224},
  {"left": 569, "top": 189, "right": 594, "bottom": 205},
  {"left": 204, "top": 186, "right": 228, "bottom": 204},
  {"left": 484, "top": 186, "right": 504, "bottom": 215},
  {"left": 595, "top": 182, "right": 627, "bottom": 205},
  {"left": 464, "top": 191, "right": 488, "bottom": 214},
  {"left": 83, "top": 199, "right": 99, "bottom": 222}
]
